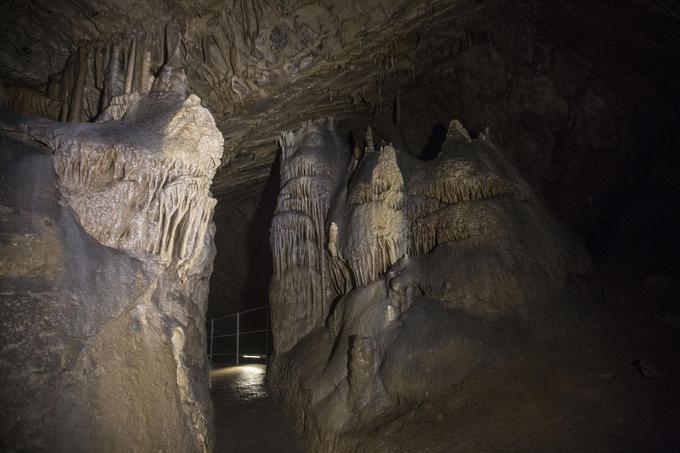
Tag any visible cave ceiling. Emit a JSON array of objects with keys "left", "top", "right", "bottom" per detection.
[{"left": 2, "top": 0, "right": 680, "bottom": 207}]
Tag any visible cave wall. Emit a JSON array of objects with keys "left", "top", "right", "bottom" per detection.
[{"left": 0, "top": 68, "right": 221, "bottom": 452}]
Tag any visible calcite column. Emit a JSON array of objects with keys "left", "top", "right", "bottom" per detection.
[{"left": 269, "top": 119, "right": 347, "bottom": 353}]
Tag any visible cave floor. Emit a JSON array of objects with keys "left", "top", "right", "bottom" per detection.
[{"left": 210, "top": 363, "right": 304, "bottom": 453}]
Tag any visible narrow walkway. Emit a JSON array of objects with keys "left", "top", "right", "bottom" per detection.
[{"left": 210, "top": 364, "right": 305, "bottom": 452}]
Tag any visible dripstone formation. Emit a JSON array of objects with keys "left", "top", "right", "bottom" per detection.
[
  {"left": 0, "top": 66, "right": 222, "bottom": 452},
  {"left": 269, "top": 119, "right": 591, "bottom": 452}
]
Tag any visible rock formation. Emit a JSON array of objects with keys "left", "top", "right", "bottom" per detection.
[
  {"left": 270, "top": 119, "right": 347, "bottom": 352},
  {"left": 268, "top": 119, "right": 591, "bottom": 451},
  {"left": 0, "top": 65, "right": 222, "bottom": 452}
]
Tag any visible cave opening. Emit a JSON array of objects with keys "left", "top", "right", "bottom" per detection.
[{"left": 1, "top": 1, "right": 680, "bottom": 452}]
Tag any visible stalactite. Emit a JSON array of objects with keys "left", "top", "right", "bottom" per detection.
[
  {"left": 54, "top": 140, "right": 218, "bottom": 278},
  {"left": 366, "top": 126, "right": 374, "bottom": 152},
  {"left": 134, "top": 38, "right": 145, "bottom": 93},
  {"left": 140, "top": 50, "right": 152, "bottom": 93},
  {"left": 125, "top": 38, "right": 137, "bottom": 95},
  {"left": 59, "top": 57, "right": 74, "bottom": 121},
  {"left": 67, "top": 46, "right": 88, "bottom": 122},
  {"left": 46, "top": 91, "right": 223, "bottom": 279},
  {"left": 395, "top": 88, "right": 401, "bottom": 125},
  {"left": 165, "top": 23, "right": 183, "bottom": 67},
  {"left": 101, "top": 43, "right": 121, "bottom": 112},
  {"left": 94, "top": 45, "right": 105, "bottom": 90},
  {"left": 270, "top": 119, "right": 345, "bottom": 353},
  {"left": 416, "top": 172, "right": 512, "bottom": 204}
]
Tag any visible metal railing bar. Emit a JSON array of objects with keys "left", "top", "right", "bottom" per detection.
[
  {"left": 211, "top": 328, "right": 268, "bottom": 338},
  {"left": 236, "top": 312, "right": 240, "bottom": 365},
  {"left": 209, "top": 318, "right": 214, "bottom": 360},
  {"left": 207, "top": 305, "right": 270, "bottom": 364},
  {"left": 237, "top": 305, "right": 269, "bottom": 315},
  {"left": 208, "top": 304, "right": 268, "bottom": 322}
]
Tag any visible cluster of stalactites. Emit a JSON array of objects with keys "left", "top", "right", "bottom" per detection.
[
  {"left": 53, "top": 138, "right": 217, "bottom": 279},
  {"left": 57, "top": 32, "right": 164, "bottom": 123},
  {"left": 0, "top": 22, "right": 191, "bottom": 124},
  {"left": 333, "top": 123, "right": 519, "bottom": 289},
  {"left": 271, "top": 120, "right": 529, "bottom": 348},
  {"left": 333, "top": 144, "right": 409, "bottom": 288},
  {"left": 270, "top": 119, "right": 341, "bottom": 352},
  {"left": 349, "top": 146, "right": 404, "bottom": 210}
]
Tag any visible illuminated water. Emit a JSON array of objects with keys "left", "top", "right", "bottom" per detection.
[{"left": 210, "top": 364, "right": 304, "bottom": 452}]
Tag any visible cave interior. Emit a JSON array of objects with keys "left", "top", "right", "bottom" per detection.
[{"left": 1, "top": 0, "right": 680, "bottom": 452}]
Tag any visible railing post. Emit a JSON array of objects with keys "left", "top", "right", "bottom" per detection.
[
  {"left": 209, "top": 318, "right": 214, "bottom": 362},
  {"left": 235, "top": 312, "right": 240, "bottom": 365},
  {"left": 265, "top": 307, "right": 269, "bottom": 357}
]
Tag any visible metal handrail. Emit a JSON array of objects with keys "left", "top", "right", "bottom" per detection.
[
  {"left": 207, "top": 305, "right": 270, "bottom": 365},
  {"left": 211, "top": 329, "right": 269, "bottom": 339},
  {"left": 210, "top": 304, "right": 269, "bottom": 321}
]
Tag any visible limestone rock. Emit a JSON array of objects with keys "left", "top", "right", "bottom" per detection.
[
  {"left": 268, "top": 119, "right": 591, "bottom": 450},
  {"left": 269, "top": 118, "right": 346, "bottom": 352},
  {"left": 0, "top": 69, "right": 222, "bottom": 452}
]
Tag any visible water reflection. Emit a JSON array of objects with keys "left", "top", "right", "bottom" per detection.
[{"left": 210, "top": 364, "right": 267, "bottom": 402}]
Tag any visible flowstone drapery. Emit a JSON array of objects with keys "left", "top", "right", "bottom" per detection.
[
  {"left": 268, "top": 119, "right": 591, "bottom": 451},
  {"left": 0, "top": 65, "right": 222, "bottom": 453},
  {"left": 269, "top": 119, "right": 347, "bottom": 352}
]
